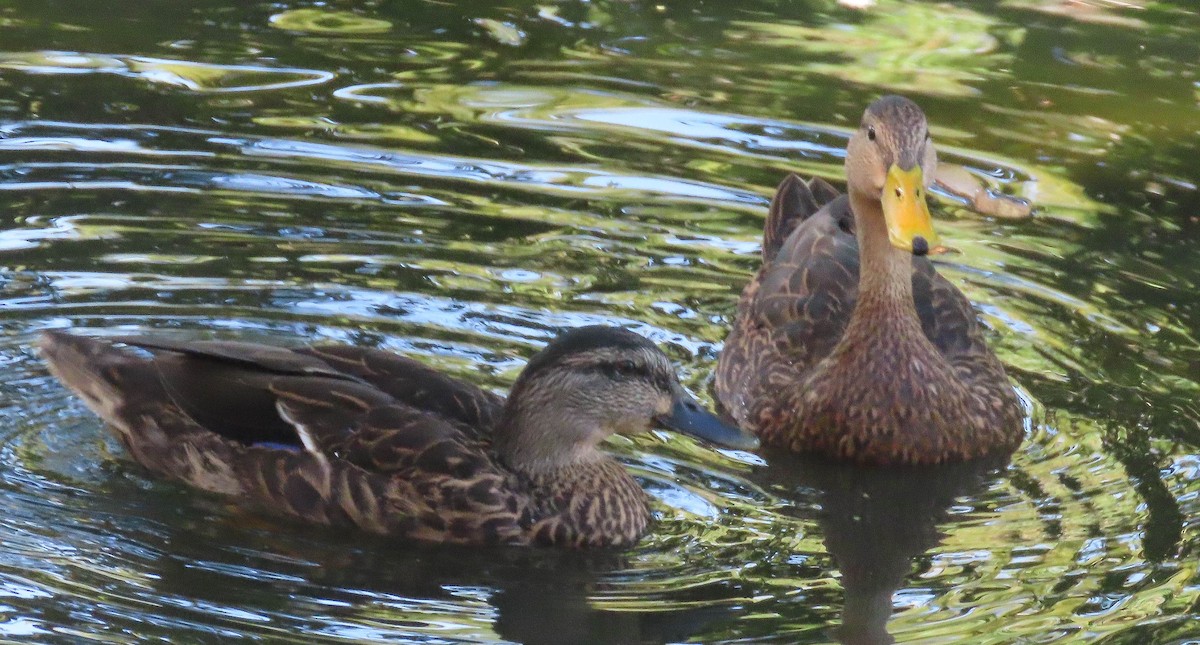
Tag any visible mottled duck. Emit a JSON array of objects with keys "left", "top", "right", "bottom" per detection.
[
  {"left": 41, "top": 326, "right": 757, "bottom": 548},
  {"left": 715, "top": 95, "right": 1024, "bottom": 465}
]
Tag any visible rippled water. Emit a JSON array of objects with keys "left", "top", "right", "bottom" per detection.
[{"left": 1, "top": 1, "right": 1198, "bottom": 642}]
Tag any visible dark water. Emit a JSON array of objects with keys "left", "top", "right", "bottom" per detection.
[{"left": 1, "top": 1, "right": 1198, "bottom": 642}]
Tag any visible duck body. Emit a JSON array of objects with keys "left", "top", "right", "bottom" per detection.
[
  {"left": 716, "top": 96, "right": 1023, "bottom": 466},
  {"left": 41, "top": 326, "right": 754, "bottom": 548}
]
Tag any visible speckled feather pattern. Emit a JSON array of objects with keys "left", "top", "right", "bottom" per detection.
[
  {"left": 39, "top": 332, "right": 650, "bottom": 548},
  {"left": 715, "top": 174, "right": 1024, "bottom": 465}
]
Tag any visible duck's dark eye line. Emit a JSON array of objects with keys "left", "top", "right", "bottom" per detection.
[
  {"left": 594, "top": 360, "right": 647, "bottom": 380},
  {"left": 867, "top": 126, "right": 876, "bottom": 141},
  {"left": 590, "top": 361, "right": 673, "bottom": 390}
]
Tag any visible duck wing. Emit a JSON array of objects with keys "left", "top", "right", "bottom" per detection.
[
  {"left": 296, "top": 345, "right": 504, "bottom": 441},
  {"left": 106, "top": 335, "right": 505, "bottom": 439},
  {"left": 764, "top": 175, "right": 993, "bottom": 359},
  {"left": 39, "top": 331, "right": 530, "bottom": 543},
  {"left": 761, "top": 173, "right": 842, "bottom": 263},
  {"left": 911, "top": 260, "right": 991, "bottom": 360},
  {"left": 729, "top": 176, "right": 861, "bottom": 374}
]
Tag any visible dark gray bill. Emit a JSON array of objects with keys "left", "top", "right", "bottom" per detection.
[{"left": 656, "top": 390, "right": 759, "bottom": 450}]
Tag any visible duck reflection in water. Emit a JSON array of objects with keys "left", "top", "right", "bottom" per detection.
[
  {"left": 755, "top": 449, "right": 1012, "bottom": 644},
  {"left": 140, "top": 515, "right": 736, "bottom": 644},
  {"left": 306, "top": 545, "right": 735, "bottom": 644}
]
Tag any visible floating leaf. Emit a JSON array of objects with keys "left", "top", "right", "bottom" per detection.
[{"left": 473, "top": 18, "right": 526, "bottom": 47}]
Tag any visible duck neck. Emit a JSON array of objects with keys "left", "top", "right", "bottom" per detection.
[
  {"left": 846, "top": 193, "right": 924, "bottom": 342},
  {"left": 497, "top": 398, "right": 648, "bottom": 547},
  {"left": 494, "top": 394, "right": 607, "bottom": 480}
]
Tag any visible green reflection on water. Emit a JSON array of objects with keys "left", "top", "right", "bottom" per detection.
[
  {"left": 269, "top": 9, "right": 394, "bottom": 35},
  {"left": 731, "top": 1, "right": 1017, "bottom": 97}
]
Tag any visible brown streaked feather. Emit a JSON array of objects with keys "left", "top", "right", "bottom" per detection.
[
  {"left": 38, "top": 331, "right": 648, "bottom": 548},
  {"left": 716, "top": 175, "right": 1023, "bottom": 465},
  {"left": 523, "top": 459, "right": 649, "bottom": 549}
]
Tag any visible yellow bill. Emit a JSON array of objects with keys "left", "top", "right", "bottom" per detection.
[{"left": 881, "top": 164, "right": 940, "bottom": 255}]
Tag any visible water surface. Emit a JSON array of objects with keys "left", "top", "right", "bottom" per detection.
[{"left": 1, "top": 1, "right": 1198, "bottom": 642}]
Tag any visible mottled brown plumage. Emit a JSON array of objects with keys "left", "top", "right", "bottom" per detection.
[
  {"left": 716, "top": 96, "right": 1024, "bottom": 465},
  {"left": 40, "top": 325, "right": 755, "bottom": 548}
]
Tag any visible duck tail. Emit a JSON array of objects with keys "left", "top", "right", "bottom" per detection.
[
  {"left": 38, "top": 328, "right": 171, "bottom": 443},
  {"left": 762, "top": 174, "right": 841, "bottom": 262},
  {"left": 41, "top": 331, "right": 254, "bottom": 499},
  {"left": 38, "top": 328, "right": 146, "bottom": 429}
]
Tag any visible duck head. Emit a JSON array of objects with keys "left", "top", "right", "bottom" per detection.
[
  {"left": 496, "top": 326, "right": 757, "bottom": 474},
  {"left": 845, "top": 95, "right": 940, "bottom": 256}
]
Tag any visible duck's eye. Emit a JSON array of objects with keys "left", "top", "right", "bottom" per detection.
[
  {"left": 618, "top": 360, "right": 637, "bottom": 375},
  {"left": 867, "top": 126, "right": 876, "bottom": 142}
]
